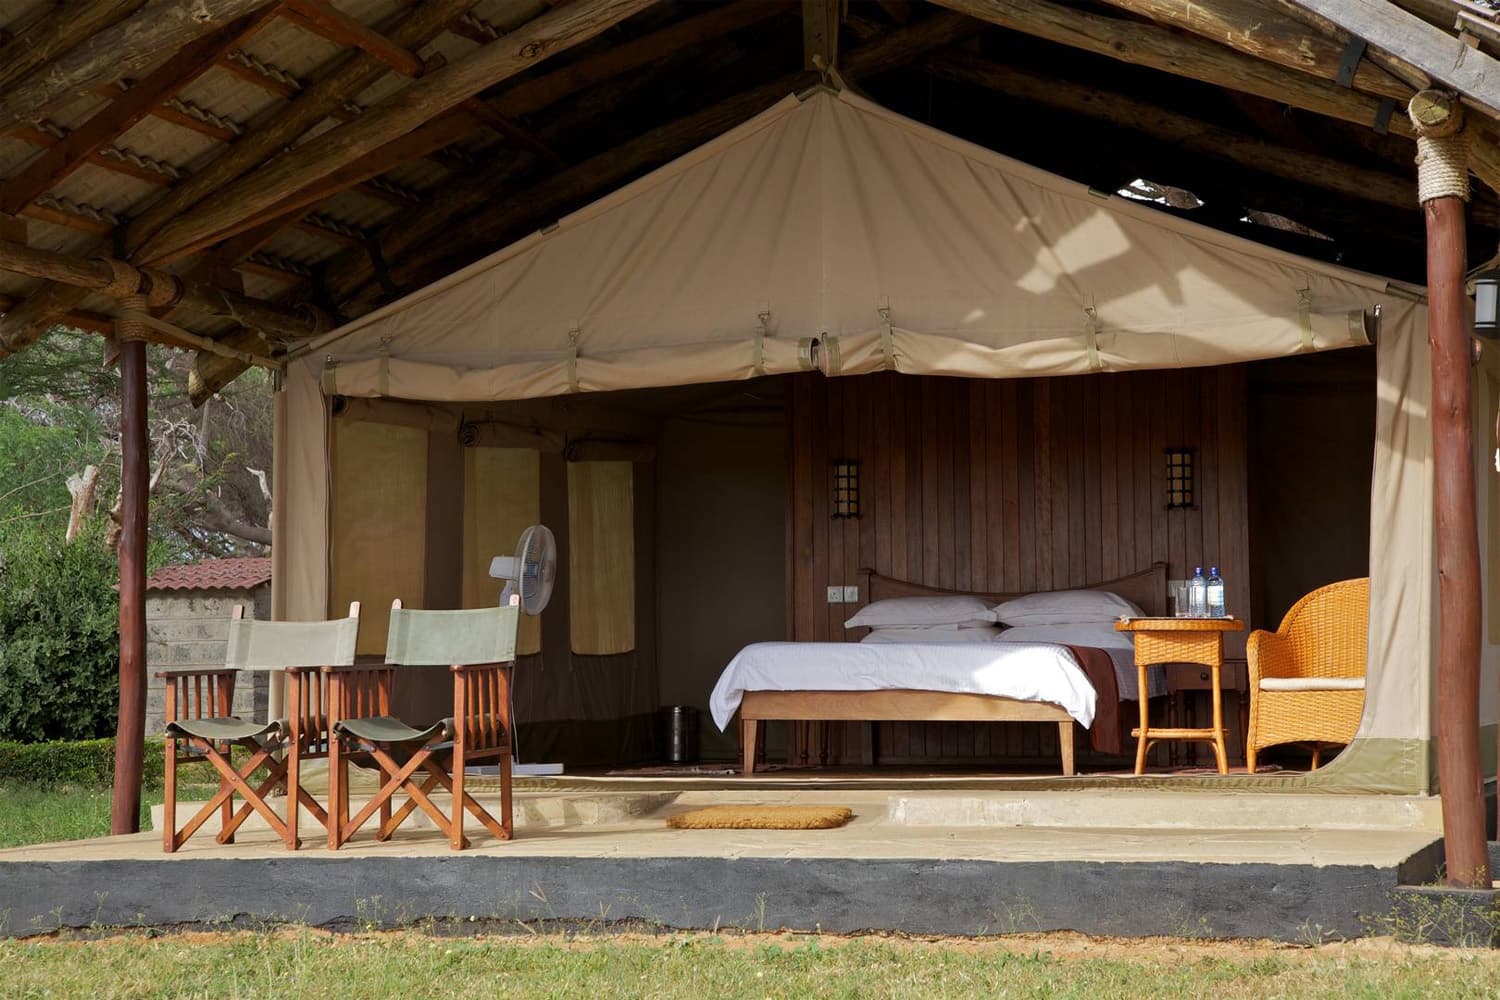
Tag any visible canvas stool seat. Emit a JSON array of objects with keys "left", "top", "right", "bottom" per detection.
[
  {"left": 157, "top": 604, "right": 360, "bottom": 853},
  {"left": 327, "top": 601, "right": 519, "bottom": 851}
]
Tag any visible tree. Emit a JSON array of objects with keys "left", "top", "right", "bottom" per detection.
[{"left": 0, "top": 328, "right": 272, "bottom": 560}]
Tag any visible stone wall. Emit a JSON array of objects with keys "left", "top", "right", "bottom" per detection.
[{"left": 144, "top": 587, "right": 271, "bottom": 737}]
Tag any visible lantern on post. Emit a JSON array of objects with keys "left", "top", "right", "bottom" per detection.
[{"left": 1472, "top": 263, "right": 1500, "bottom": 338}]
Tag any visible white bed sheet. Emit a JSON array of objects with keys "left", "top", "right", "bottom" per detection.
[{"left": 709, "top": 641, "right": 1097, "bottom": 732}]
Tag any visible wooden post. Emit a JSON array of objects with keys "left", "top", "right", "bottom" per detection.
[
  {"left": 110, "top": 297, "right": 150, "bottom": 836},
  {"left": 1409, "top": 90, "right": 1490, "bottom": 889}
]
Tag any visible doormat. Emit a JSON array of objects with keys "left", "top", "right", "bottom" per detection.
[{"left": 666, "top": 805, "right": 853, "bottom": 830}]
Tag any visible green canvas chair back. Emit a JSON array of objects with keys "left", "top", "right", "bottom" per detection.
[
  {"left": 385, "top": 605, "right": 519, "bottom": 666},
  {"left": 226, "top": 608, "right": 360, "bottom": 669}
]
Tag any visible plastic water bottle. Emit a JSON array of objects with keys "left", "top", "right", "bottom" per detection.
[
  {"left": 1189, "top": 567, "right": 1207, "bottom": 617},
  {"left": 1207, "top": 567, "right": 1225, "bottom": 618}
]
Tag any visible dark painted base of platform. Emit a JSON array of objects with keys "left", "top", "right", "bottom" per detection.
[{"left": 0, "top": 849, "right": 1449, "bottom": 941}]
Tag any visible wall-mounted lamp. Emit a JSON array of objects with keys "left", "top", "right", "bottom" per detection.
[
  {"left": 832, "top": 460, "right": 861, "bottom": 519},
  {"left": 1474, "top": 265, "right": 1500, "bottom": 339},
  {"left": 1165, "top": 447, "right": 1196, "bottom": 510}
]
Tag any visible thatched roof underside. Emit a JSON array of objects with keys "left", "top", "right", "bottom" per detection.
[{"left": 1, "top": 0, "right": 1498, "bottom": 399}]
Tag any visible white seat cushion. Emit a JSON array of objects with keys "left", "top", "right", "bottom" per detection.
[{"left": 1258, "top": 676, "right": 1365, "bottom": 692}]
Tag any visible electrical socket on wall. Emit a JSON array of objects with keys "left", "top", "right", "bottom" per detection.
[{"left": 826, "top": 586, "right": 843, "bottom": 604}]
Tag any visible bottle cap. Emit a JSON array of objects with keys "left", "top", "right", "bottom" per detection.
[
  {"left": 1194, "top": 566, "right": 1202, "bottom": 575},
  {"left": 1210, "top": 566, "right": 1218, "bottom": 575}
]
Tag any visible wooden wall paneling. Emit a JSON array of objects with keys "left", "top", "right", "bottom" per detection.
[
  {"left": 969, "top": 380, "right": 989, "bottom": 591},
  {"left": 1166, "top": 370, "right": 1187, "bottom": 584},
  {"left": 1084, "top": 376, "right": 1103, "bottom": 584},
  {"left": 1099, "top": 375, "right": 1120, "bottom": 581},
  {"left": 905, "top": 376, "right": 924, "bottom": 585},
  {"left": 1184, "top": 371, "right": 1206, "bottom": 586},
  {"left": 954, "top": 384, "right": 973, "bottom": 593},
  {"left": 825, "top": 377, "right": 844, "bottom": 644},
  {"left": 1008, "top": 377, "right": 1032, "bottom": 593},
  {"left": 1067, "top": 377, "right": 1088, "bottom": 586},
  {"left": 1198, "top": 369, "right": 1223, "bottom": 622}
]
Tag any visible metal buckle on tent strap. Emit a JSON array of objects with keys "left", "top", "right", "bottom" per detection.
[
  {"left": 321, "top": 357, "right": 338, "bottom": 395},
  {"left": 878, "top": 305, "right": 895, "bottom": 370},
  {"left": 754, "top": 311, "right": 770, "bottom": 376},
  {"left": 799, "top": 337, "right": 818, "bottom": 371},
  {"left": 822, "top": 334, "right": 842, "bottom": 375},
  {"left": 1083, "top": 304, "right": 1103, "bottom": 371},
  {"left": 1297, "top": 289, "right": 1315, "bottom": 351}
]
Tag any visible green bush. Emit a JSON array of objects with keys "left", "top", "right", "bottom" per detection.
[
  {"left": 0, "top": 522, "right": 121, "bottom": 741},
  {"left": 0, "top": 738, "right": 166, "bottom": 789}
]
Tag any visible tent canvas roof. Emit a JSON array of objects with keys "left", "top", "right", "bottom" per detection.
[{"left": 306, "top": 86, "right": 1424, "bottom": 402}]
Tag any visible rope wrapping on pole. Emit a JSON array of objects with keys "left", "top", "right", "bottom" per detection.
[{"left": 1409, "top": 91, "right": 1470, "bottom": 204}]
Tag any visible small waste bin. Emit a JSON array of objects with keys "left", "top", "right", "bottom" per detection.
[{"left": 659, "top": 705, "right": 699, "bottom": 764}]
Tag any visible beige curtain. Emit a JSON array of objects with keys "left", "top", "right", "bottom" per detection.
[
  {"left": 568, "top": 460, "right": 635, "bottom": 654},
  {"left": 463, "top": 446, "right": 542, "bottom": 655},
  {"left": 331, "top": 418, "right": 428, "bottom": 655}
]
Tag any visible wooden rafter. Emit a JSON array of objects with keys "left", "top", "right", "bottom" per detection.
[
  {"left": 0, "top": 7, "right": 280, "bottom": 217},
  {"left": 334, "top": 12, "right": 976, "bottom": 314},
  {"left": 281, "top": 0, "right": 424, "bottom": 77},
  {"left": 803, "top": 0, "right": 842, "bottom": 71},
  {"left": 122, "top": 0, "right": 478, "bottom": 258},
  {"left": 491, "top": 0, "right": 797, "bottom": 117},
  {"left": 929, "top": 53, "right": 1419, "bottom": 213},
  {"left": 928, "top": 0, "right": 1500, "bottom": 198},
  {"left": 0, "top": 1, "right": 144, "bottom": 96},
  {"left": 0, "top": 0, "right": 276, "bottom": 133},
  {"left": 130, "top": 0, "right": 663, "bottom": 266}
]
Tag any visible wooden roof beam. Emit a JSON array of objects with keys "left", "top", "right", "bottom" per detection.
[
  {"left": 929, "top": 0, "right": 1500, "bottom": 200},
  {"left": 1280, "top": 0, "right": 1500, "bottom": 119},
  {"left": 0, "top": 7, "right": 280, "bottom": 217},
  {"left": 0, "top": 1, "right": 144, "bottom": 96},
  {"left": 0, "top": 238, "right": 324, "bottom": 353},
  {"left": 490, "top": 0, "right": 796, "bottom": 117},
  {"left": 281, "top": 0, "right": 425, "bottom": 77},
  {"left": 130, "top": 0, "right": 663, "bottom": 266},
  {"left": 123, "top": 0, "right": 480, "bottom": 260},
  {"left": 334, "top": 11, "right": 977, "bottom": 314},
  {"left": 803, "top": 0, "right": 841, "bottom": 71},
  {"left": 1090, "top": 0, "right": 1411, "bottom": 101},
  {"left": 929, "top": 53, "right": 1419, "bottom": 212},
  {"left": 0, "top": 0, "right": 276, "bottom": 133}
]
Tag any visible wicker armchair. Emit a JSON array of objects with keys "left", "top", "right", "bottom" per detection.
[{"left": 1246, "top": 578, "right": 1368, "bottom": 772}]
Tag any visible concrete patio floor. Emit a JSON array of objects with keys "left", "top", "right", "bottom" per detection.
[{"left": 0, "top": 782, "right": 1454, "bottom": 941}]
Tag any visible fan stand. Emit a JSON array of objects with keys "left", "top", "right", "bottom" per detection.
[{"left": 502, "top": 590, "right": 563, "bottom": 778}]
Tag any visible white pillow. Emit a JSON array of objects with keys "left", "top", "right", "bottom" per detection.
[
  {"left": 991, "top": 589, "right": 1142, "bottom": 626},
  {"left": 861, "top": 625, "right": 1003, "bottom": 644},
  {"left": 844, "top": 596, "right": 997, "bottom": 630},
  {"left": 993, "top": 622, "right": 1134, "bottom": 652}
]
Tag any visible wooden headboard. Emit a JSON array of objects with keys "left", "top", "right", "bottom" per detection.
[{"left": 859, "top": 562, "right": 1169, "bottom": 618}]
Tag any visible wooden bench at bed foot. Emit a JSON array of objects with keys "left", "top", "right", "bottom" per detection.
[{"left": 737, "top": 690, "right": 1076, "bottom": 777}]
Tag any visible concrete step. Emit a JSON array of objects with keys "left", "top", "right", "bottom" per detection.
[
  {"left": 886, "top": 789, "right": 1445, "bottom": 831},
  {"left": 151, "top": 789, "right": 679, "bottom": 836}
]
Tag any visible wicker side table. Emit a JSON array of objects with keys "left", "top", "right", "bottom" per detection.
[{"left": 1115, "top": 617, "right": 1246, "bottom": 775}]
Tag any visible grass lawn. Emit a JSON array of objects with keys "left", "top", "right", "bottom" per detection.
[
  {"left": 0, "top": 930, "right": 1497, "bottom": 998},
  {"left": 0, "top": 784, "right": 224, "bottom": 849}
]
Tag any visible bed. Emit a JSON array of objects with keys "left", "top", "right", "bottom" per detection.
[{"left": 713, "top": 563, "right": 1167, "bottom": 776}]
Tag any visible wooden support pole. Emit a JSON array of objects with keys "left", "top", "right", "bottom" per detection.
[
  {"left": 110, "top": 299, "right": 149, "bottom": 836},
  {"left": 1409, "top": 90, "right": 1491, "bottom": 890}
]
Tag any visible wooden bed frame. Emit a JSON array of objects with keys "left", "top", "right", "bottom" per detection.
[{"left": 738, "top": 562, "right": 1168, "bottom": 776}]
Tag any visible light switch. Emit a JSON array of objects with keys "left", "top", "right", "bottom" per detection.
[
  {"left": 843, "top": 585, "right": 860, "bottom": 603},
  {"left": 826, "top": 586, "right": 843, "bottom": 604}
]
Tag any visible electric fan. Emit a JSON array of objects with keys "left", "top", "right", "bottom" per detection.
[{"left": 488, "top": 524, "right": 561, "bottom": 776}]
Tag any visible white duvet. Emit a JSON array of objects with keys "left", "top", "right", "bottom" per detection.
[{"left": 709, "top": 641, "right": 1098, "bottom": 732}]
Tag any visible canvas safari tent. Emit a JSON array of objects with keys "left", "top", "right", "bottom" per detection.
[
  {"left": 0, "top": 0, "right": 1496, "bottom": 879},
  {"left": 275, "top": 85, "right": 1479, "bottom": 796}
]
